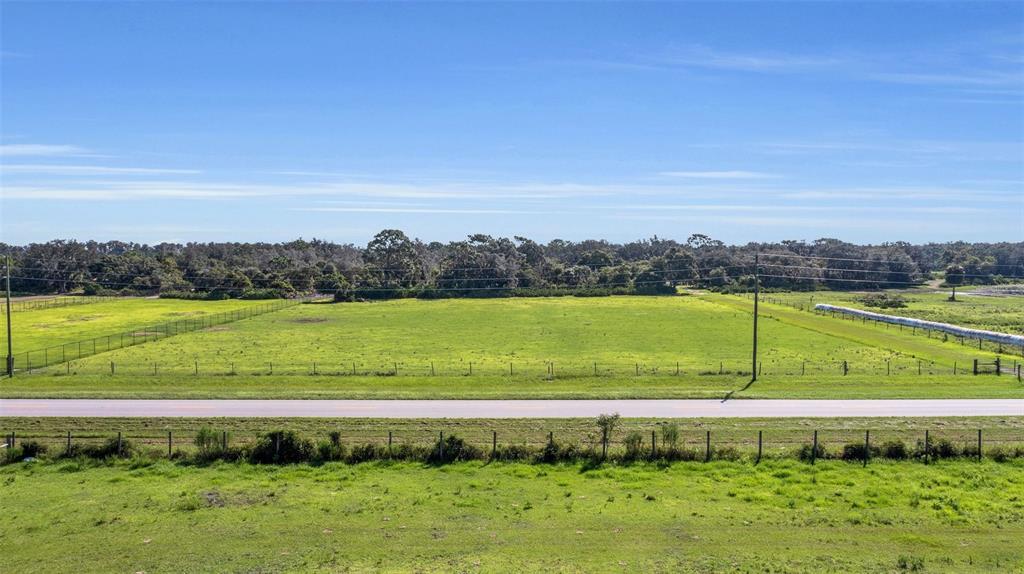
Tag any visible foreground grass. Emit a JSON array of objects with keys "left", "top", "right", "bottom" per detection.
[{"left": 1, "top": 459, "right": 1022, "bottom": 573}]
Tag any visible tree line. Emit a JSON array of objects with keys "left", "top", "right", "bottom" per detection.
[{"left": 3, "top": 232, "right": 1022, "bottom": 299}]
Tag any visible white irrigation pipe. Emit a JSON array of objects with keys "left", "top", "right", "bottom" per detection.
[{"left": 814, "top": 304, "right": 1024, "bottom": 347}]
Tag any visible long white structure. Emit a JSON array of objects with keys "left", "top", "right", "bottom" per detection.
[{"left": 814, "top": 304, "right": 1024, "bottom": 347}]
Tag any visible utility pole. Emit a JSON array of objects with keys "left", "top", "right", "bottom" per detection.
[
  {"left": 751, "top": 251, "right": 759, "bottom": 383},
  {"left": 5, "top": 254, "right": 13, "bottom": 377}
]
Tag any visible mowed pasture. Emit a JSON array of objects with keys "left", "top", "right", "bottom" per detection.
[
  {"left": 766, "top": 289, "right": 1024, "bottom": 334},
  {"left": 2, "top": 459, "right": 1022, "bottom": 573},
  {"left": 3, "top": 294, "right": 1021, "bottom": 399},
  {"left": 0, "top": 297, "right": 271, "bottom": 354}
]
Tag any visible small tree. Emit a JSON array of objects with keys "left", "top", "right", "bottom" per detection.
[
  {"left": 660, "top": 423, "right": 680, "bottom": 453},
  {"left": 945, "top": 264, "right": 965, "bottom": 301},
  {"left": 596, "top": 413, "right": 620, "bottom": 459}
]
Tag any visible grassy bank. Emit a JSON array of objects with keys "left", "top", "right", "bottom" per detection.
[{"left": 1, "top": 459, "right": 1022, "bottom": 573}]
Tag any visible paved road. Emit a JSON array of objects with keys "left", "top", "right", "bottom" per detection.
[{"left": 1, "top": 399, "right": 1021, "bottom": 418}]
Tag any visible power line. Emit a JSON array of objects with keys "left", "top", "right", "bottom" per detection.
[{"left": 760, "top": 251, "right": 1024, "bottom": 270}]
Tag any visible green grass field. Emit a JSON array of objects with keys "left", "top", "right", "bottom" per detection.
[
  {"left": 766, "top": 288, "right": 1024, "bottom": 334},
  {"left": 2, "top": 294, "right": 1021, "bottom": 399},
  {"left": 0, "top": 297, "right": 270, "bottom": 354},
  {"left": 2, "top": 458, "right": 1022, "bottom": 573}
]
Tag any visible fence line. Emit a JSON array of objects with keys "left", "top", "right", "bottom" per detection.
[
  {"left": 11, "top": 298, "right": 311, "bottom": 372},
  {"left": 1, "top": 295, "right": 105, "bottom": 314},
  {"left": 735, "top": 293, "right": 1024, "bottom": 358},
  {"left": 4, "top": 426, "right": 1022, "bottom": 465},
  {"left": 24, "top": 356, "right": 1023, "bottom": 380}
]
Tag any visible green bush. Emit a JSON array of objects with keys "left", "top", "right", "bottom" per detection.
[
  {"left": 797, "top": 443, "right": 827, "bottom": 462},
  {"left": 622, "top": 431, "right": 646, "bottom": 461},
  {"left": 426, "top": 434, "right": 482, "bottom": 464},
  {"left": 840, "top": 443, "right": 880, "bottom": 462},
  {"left": 250, "top": 430, "right": 313, "bottom": 464},
  {"left": 880, "top": 440, "right": 908, "bottom": 459}
]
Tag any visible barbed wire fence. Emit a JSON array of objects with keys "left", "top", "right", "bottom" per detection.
[
  {"left": 1, "top": 295, "right": 105, "bottom": 314},
  {"left": 3, "top": 425, "right": 1022, "bottom": 465},
  {"left": 19, "top": 355, "right": 1024, "bottom": 381}
]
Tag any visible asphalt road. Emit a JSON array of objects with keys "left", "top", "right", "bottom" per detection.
[{"left": 1, "top": 399, "right": 1021, "bottom": 418}]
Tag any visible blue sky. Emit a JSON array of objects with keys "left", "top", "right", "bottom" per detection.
[{"left": 1, "top": 2, "right": 1022, "bottom": 246}]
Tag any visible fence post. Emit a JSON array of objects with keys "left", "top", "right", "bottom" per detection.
[
  {"left": 801, "top": 361, "right": 805, "bottom": 376},
  {"left": 756, "top": 430, "right": 762, "bottom": 464},
  {"left": 469, "top": 362, "right": 473, "bottom": 376},
  {"left": 973, "top": 359, "right": 978, "bottom": 376},
  {"left": 924, "top": 430, "right": 930, "bottom": 464},
  {"left": 431, "top": 362, "right": 435, "bottom": 376},
  {"left": 438, "top": 431, "right": 444, "bottom": 460},
  {"left": 67, "top": 431, "right": 72, "bottom": 454},
  {"left": 195, "top": 360, "right": 198, "bottom": 375},
  {"left": 168, "top": 431, "right": 172, "bottom": 457},
  {"left": 388, "top": 431, "right": 392, "bottom": 454},
  {"left": 811, "top": 431, "right": 817, "bottom": 465},
  {"left": 977, "top": 429, "right": 982, "bottom": 462},
  {"left": 863, "top": 430, "right": 869, "bottom": 467},
  {"left": 492, "top": 431, "right": 497, "bottom": 457},
  {"left": 651, "top": 430, "right": 656, "bottom": 458},
  {"left": 222, "top": 431, "right": 227, "bottom": 451},
  {"left": 117, "top": 432, "right": 122, "bottom": 457},
  {"left": 842, "top": 360, "right": 848, "bottom": 376},
  {"left": 704, "top": 431, "right": 711, "bottom": 462},
  {"left": 676, "top": 361, "right": 680, "bottom": 376}
]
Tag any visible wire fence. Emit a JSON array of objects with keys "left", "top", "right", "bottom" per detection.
[
  {"left": 9, "top": 298, "right": 306, "bottom": 371},
  {"left": 4, "top": 426, "right": 1023, "bottom": 464},
  {"left": 737, "top": 293, "right": 1024, "bottom": 358},
  {"left": 1, "top": 295, "right": 105, "bottom": 314},
  {"left": 22, "top": 356, "right": 1024, "bottom": 380}
]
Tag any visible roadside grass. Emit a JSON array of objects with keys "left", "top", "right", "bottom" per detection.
[
  {"left": 765, "top": 289, "right": 1024, "bottom": 334},
  {"left": 2, "top": 372, "right": 1021, "bottom": 399},
  {"left": 1, "top": 458, "right": 1022, "bottom": 573},
  {"left": 5, "top": 416, "right": 1023, "bottom": 457},
  {"left": 0, "top": 297, "right": 270, "bottom": 353}
]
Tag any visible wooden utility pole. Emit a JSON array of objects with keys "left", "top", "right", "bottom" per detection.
[
  {"left": 751, "top": 252, "right": 759, "bottom": 383},
  {"left": 5, "top": 254, "right": 13, "bottom": 377}
]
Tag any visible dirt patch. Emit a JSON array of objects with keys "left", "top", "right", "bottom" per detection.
[
  {"left": 203, "top": 491, "right": 224, "bottom": 507},
  {"left": 289, "top": 317, "right": 329, "bottom": 324}
]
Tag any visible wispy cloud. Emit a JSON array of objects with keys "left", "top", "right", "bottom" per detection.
[
  {"left": 1, "top": 164, "right": 201, "bottom": 176},
  {"left": 290, "top": 207, "right": 535, "bottom": 215},
  {"left": 0, "top": 144, "right": 92, "bottom": 157},
  {"left": 658, "top": 170, "right": 780, "bottom": 180}
]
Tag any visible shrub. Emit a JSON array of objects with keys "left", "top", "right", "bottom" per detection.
[
  {"left": 426, "top": 434, "right": 481, "bottom": 464},
  {"left": 880, "top": 440, "right": 908, "bottom": 460},
  {"left": 492, "top": 444, "right": 535, "bottom": 462},
  {"left": 896, "top": 555, "right": 925, "bottom": 572},
  {"left": 840, "top": 443, "right": 881, "bottom": 462},
  {"left": 346, "top": 443, "right": 381, "bottom": 464},
  {"left": 250, "top": 430, "right": 313, "bottom": 464},
  {"left": 797, "top": 443, "right": 827, "bottom": 462},
  {"left": 660, "top": 424, "right": 680, "bottom": 451},
  {"left": 315, "top": 440, "right": 347, "bottom": 463},
  {"left": 537, "top": 437, "right": 562, "bottom": 464},
  {"left": 18, "top": 440, "right": 47, "bottom": 459},
  {"left": 622, "top": 431, "right": 646, "bottom": 461},
  {"left": 858, "top": 293, "right": 908, "bottom": 309}
]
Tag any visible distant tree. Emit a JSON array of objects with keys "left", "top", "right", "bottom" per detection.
[{"left": 945, "top": 264, "right": 965, "bottom": 301}]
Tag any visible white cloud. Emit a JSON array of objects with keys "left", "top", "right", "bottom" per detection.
[
  {"left": 290, "top": 207, "right": 535, "bottom": 215},
  {"left": 0, "top": 164, "right": 200, "bottom": 176},
  {"left": 658, "top": 170, "right": 780, "bottom": 180},
  {"left": 0, "top": 144, "right": 91, "bottom": 157}
]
